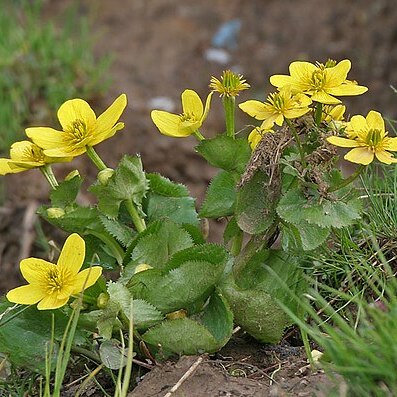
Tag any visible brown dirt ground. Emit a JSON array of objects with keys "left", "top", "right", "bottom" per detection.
[{"left": 2, "top": 0, "right": 397, "bottom": 395}]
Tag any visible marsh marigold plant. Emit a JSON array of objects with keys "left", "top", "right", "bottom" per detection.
[{"left": 7, "top": 234, "right": 102, "bottom": 310}]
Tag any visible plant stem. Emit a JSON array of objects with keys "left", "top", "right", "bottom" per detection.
[
  {"left": 87, "top": 230, "right": 125, "bottom": 265},
  {"left": 328, "top": 165, "right": 366, "bottom": 193},
  {"left": 314, "top": 102, "right": 323, "bottom": 126},
  {"left": 86, "top": 145, "right": 107, "bottom": 171},
  {"left": 223, "top": 96, "right": 236, "bottom": 138},
  {"left": 230, "top": 229, "right": 243, "bottom": 257},
  {"left": 301, "top": 327, "right": 315, "bottom": 369},
  {"left": 194, "top": 130, "right": 205, "bottom": 141},
  {"left": 124, "top": 199, "right": 146, "bottom": 233},
  {"left": 40, "top": 164, "right": 59, "bottom": 189},
  {"left": 285, "top": 119, "right": 306, "bottom": 168}
]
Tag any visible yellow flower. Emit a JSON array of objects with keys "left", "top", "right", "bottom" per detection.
[
  {"left": 6, "top": 234, "right": 102, "bottom": 310},
  {"left": 248, "top": 124, "right": 273, "bottom": 150},
  {"left": 239, "top": 89, "right": 312, "bottom": 129},
  {"left": 321, "top": 104, "right": 346, "bottom": 129},
  {"left": 209, "top": 70, "right": 250, "bottom": 97},
  {"left": 151, "top": 89, "right": 212, "bottom": 138},
  {"left": 270, "top": 59, "right": 368, "bottom": 104},
  {"left": 327, "top": 110, "right": 397, "bottom": 165},
  {"left": 25, "top": 94, "right": 127, "bottom": 158},
  {"left": 0, "top": 140, "right": 71, "bottom": 175}
]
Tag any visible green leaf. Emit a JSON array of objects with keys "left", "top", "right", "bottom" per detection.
[
  {"left": 220, "top": 276, "right": 288, "bottom": 343},
  {"left": 146, "top": 173, "right": 189, "bottom": 197},
  {"left": 235, "top": 171, "right": 278, "bottom": 234},
  {"left": 99, "top": 215, "right": 134, "bottom": 247},
  {"left": 277, "top": 187, "right": 361, "bottom": 229},
  {"left": 280, "top": 220, "right": 330, "bottom": 251},
  {"left": 133, "top": 299, "right": 165, "bottom": 330},
  {"left": 0, "top": 299, "right": 83, "bottom": 373},
  {"left": 223, "top": 216, "right": 242, "bottom": 245},
  {"left": 199, "top": 170, "right": 237, "bottom": 218},
  {"left": 99, "top": 339, "right": 129, "bottom": 370},
  {"left": 143, "top": 318, "right": 217, "bottom": 356},
  {"left": 90, "top": 155, "right": 149, "bottom": 219},
  {"left": 142, "top": 292, "right": 233, "bottom": 355},
  {"left": 146, "top": 194, "right": 199, "bottom": 226},
  {"left": 196, "top": 135, "right": 251, "bottom": 174},
  {"left": 129, "top": 219, "right": 194, "bottom": 270},
  {"left": 50, "top": 174, "right": 82, "bottom": 208}
]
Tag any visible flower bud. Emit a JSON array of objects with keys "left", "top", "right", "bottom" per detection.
[
  {"left": 97, "top": 292, "right": 110, "bottom": 308},
  {"left": 134, "top": 263, "right": 153, "bottom": 274},
  {"left": 64, "top": 169, "right": 80, "bottom": 181},
  {"left": 47, "top": 207, "right": 65, "bottom": 219},
  {"left": 166, "top": 309, "right": 187, "bottom": 320},
  {"left": 98, "top": 168, "right": 114, "bottom": 185}
]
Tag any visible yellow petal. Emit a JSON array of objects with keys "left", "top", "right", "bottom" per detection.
[
  {"left": 283, "top": 107, "right": 311, "bottom": 119},
  {"left": 327, "top": 83, "right": 368, "bottom": 96},
  {"left": 6, "top": 284, "right": 46, "bottom": 305},
  {"left": 311, "top": 91, "right": 341, "bottom": 104},
  {"left": 289, "top": 61, "right": 317, "bottom": 81},
  {"left": 95, "top": 94, "right": 127, "bottom": 137},
  {"left": 90, "top": 122, "right": 125, "bottom": 146},
  {"left": 181, "top": 90, "right": 203, "bottom": 118},
  {"left": 248, "top": 129, "right": 263, "bottom": 149},
  {"left": 269, "top": 74, "right": 293, "bottom": 88},
  {"left": 44, "top": 146, "right": 87, "bottom": 158},
  {"left": 375, "top": 150, "right": 397, "bottom": 164},
  {"left": 20, "top": 258, "right": 55, "bottom": 284},
  {"left": 349, "top": 115, "right": 367, "bottom": 133},
  {"left": 151, "top": 110, "right": 187, "bottom": 137},
  {"left": 294, "top": 93, "right": 312, "bottom": 107},
  {"left": 0, "top": 159, "right": 22, "bottom": 175},
  {"left": 325, "top": 59, "right": 351, "bottom": 87},
  {"left": 274, "top": 113, "right": 284, "bottom": 126},
  {"left": 57, "top": 99, "right": 97, "bottom": 131},
  {"left": 25, "top": 127, "right": 65, "bottom": 150},
  {"left": 71, "top": 267, "right": 103, "bottom": 295},
  {"left": 201, "top": 92, "right": 213, "bottom": 123},
  {"left": 239, "top": 100, "right": 269, "bottom": 120},
  {"left": 384, "top": 137, "right": 397, "bottom": 151},
  {"left": 57, "top": 233, "right": 85, "bottom": 275},
  {"left": 327, "top": 136, "right": 359, "bottom": 148},
  {"left": 37, "top": 294, "right": 69, "bottom": 310},
  {"left": 366, "top": 110, "right": 384, "bottom": 132},
  {"left": 344, "top": 147, "right": 374, "bottom": 165}
]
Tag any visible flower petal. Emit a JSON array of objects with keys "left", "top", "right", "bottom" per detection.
[
  {"left": 289, "top": 61, "right": 317, "bottom": 82},
  {"left": 57, "top": 99, "right": 97, "bottom": 131},
  {"left": 20, "top": 258, "right": 55, "bottom": 284},
  {"left": 269, "top": 74, "right": 293, "bottom": 88},
  {"left": 0, "top": 159, "right": 22, "bottom": 175},
  {"left": 344, "top": 147, "right": 374, "bottom": 165},
  {"left": 325, "top": 59, "right": 351, "bottom": 87},
  {"left": 283, "top": 107, "right": 311, "bottom": 119},
  {"left": 366, "top": 110, "right": 384, "bottom": 132},
  {"left": 37, "top": 294, "right": 69, "bottom": 310},
  {"left": 95, "top": 94, "right": 127, "bottom": 138},
  {"left": 70, "top": 267, "right": 103, "bottom": 295},
  {"left": 44, "top": 146, "right": 87, "bottom": 158},
  {"left": 57, "top": 234, "right": 85, "bottom": 275},
  {"left": 239, "top": 100, "right": 269, "bottom": 120},
  {"left": 384, "top": 137, "right": 397, "bottom": 151},
  {"left": 25, "top": 127, "right": 65, "bottom": 150},
  {"left": 201, "top": 92, "right": 213, "bottom": 123},
  {"left": 90, "top": 122, "right": 125, "bottom": 146},
  {"left": 6, "top": 284, "right": 46, "bottom": 305},
  {"left": 327, "top": 136, "right": 359, "bottom": 148},
  {"left": 375, "top": 150, "right": 397, "bottom": 164},
  {"left": 349, "top": 115, "right": 367, "bottom": 133},
  {"left": 151, "top": 110, "right": 187, "bottom": 137},
  {"left": 326, "top": 83, "right": 368, "bottom": 96},
  {"left": 181, "top": 90, "right": 203, "bottom": 119},
  {"left": 311, "top": 91, "right": 341, "bottom": 104}
]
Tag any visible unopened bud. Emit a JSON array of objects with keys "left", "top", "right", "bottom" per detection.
[
  {"left": 98, "top": 168, "right": 114, "bottom": 185},
  {"left": 47, "top": 207, "right": 65, "bottom": 219},
  {"left": 97, "top": 292, "right": 110, "bottom": 308},
  {"left": 134, "top": 263, "right": 153, "bottom": 274},
  {"left": 64, "top": 170, "right": 80, "bottom": 181},
  {"left": 166, "top": 309, "right": 187, "bottom": 320}
]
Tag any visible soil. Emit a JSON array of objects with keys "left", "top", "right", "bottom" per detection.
[{"left": 2, "top": 0, "right": 397, "bottom": 395}]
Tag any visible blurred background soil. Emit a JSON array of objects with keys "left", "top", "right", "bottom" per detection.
[{"left": 2, "top": 0, "right": 397, "bottom": 296}]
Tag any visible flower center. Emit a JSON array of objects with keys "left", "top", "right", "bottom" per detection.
[
  {"left": 310, "top": 69, "right": 327, "bottom": 91},
  {"left": 45, "top": 268, "right": 64, "bottom": 293},
  {"left": 179, "top": 112, "right": 197, "bottom": 123},
  {"left": 268, "top": 92, "right": 285, "bottom": 112},
  {"left": 364, "top": 128, "right": 383, "bottom": 149},
  {"left": 67, "top": 119, "right": 89, "bottom": 143},
  {"left": 24, "top": 144, "right": 46, "bottom": 163}
]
